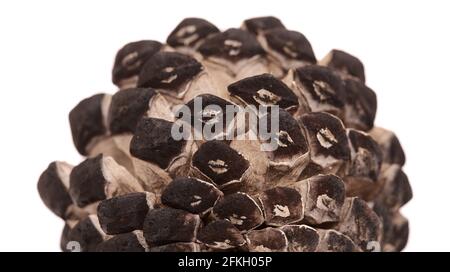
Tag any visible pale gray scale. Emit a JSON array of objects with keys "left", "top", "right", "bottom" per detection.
[
  {"left": 224, "top": 39, "right": 242, "bottom": 56},
  {"left": 201, "top": 108, "right": 222, "bottom": 124},
  {"left": 273, "top": 204, "right": 290, "bottom": 218},
  {"left": 253, "top": 89, "right": 282, "bottom": 106},
  {"left": 208, "top": 159, "right": 228, "bottom": 174},
  {"left": 316, "top": 128, "right": 338, "bottom": 149},
  {"left": 275, "top": 131, "right": 294, "bottom": 147},
  {"left": 312, "top": 80, "right": 335, "bottom": 101},
  {"left": 161, "top": 74, "right": 178, "bottom": 84},
  {"left": 316, "top": 194, "right": 337, "bottom": 211},
  {"left": 176, "top": 25, "right": 199, "bottom": 45},
  {"left": 282, "top": 42, "right": 298, "bottom": 58},
  {"left": 122, "top": 52, "right": 140, "bottom": 70},
  {"left": 190, "top": 195, "right": 202, "bottom": 207}
]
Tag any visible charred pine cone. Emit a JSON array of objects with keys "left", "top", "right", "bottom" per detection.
[{"left": 38, "top": 16, "right": 411, "bottom": 252}]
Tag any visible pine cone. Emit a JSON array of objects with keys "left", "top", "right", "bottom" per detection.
[{"left": 37, "top": 16, "right": 411, "bottom": 252}]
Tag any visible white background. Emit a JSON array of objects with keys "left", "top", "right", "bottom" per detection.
[{"left": 0, "top": 0, "right": 448, "bottom": 251}]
